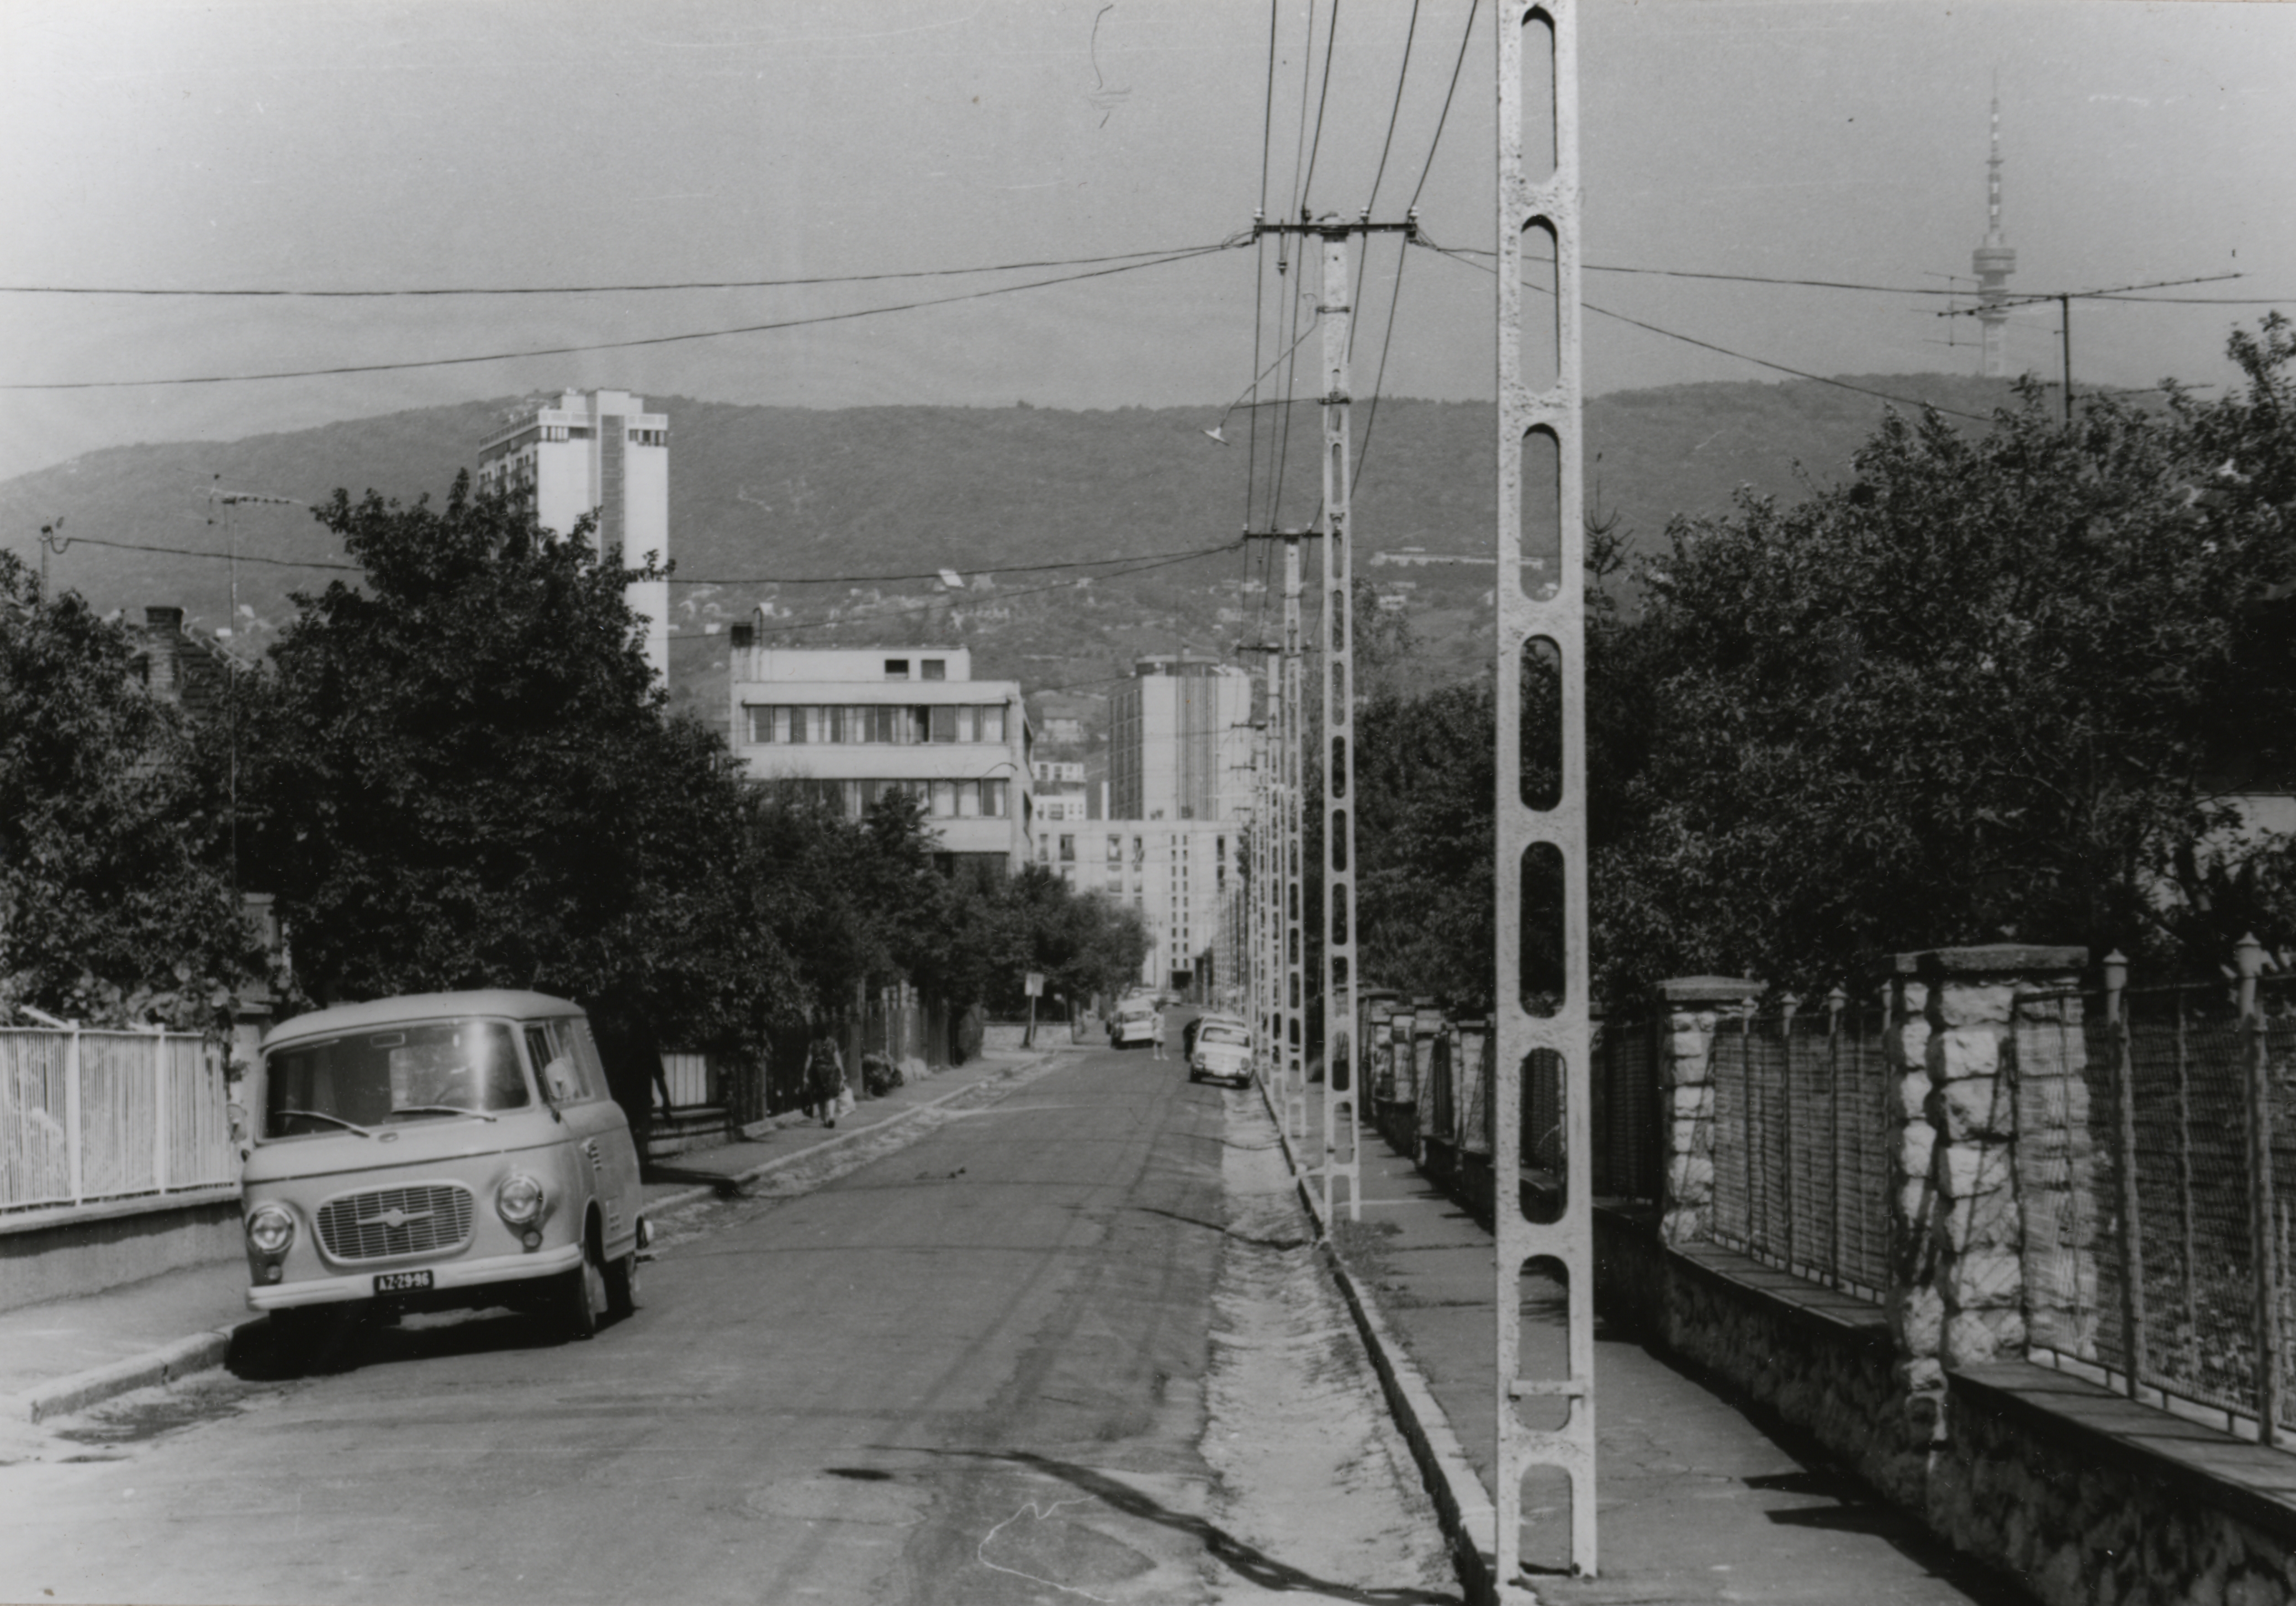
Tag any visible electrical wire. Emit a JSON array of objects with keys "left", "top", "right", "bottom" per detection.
[
  {"left": 1365, "top": 0, "right": 1424, "bottom": 219},
  {"left": 8, "top": 531, "right": 358, "bottom": 572},
  {"left": 738, "top": 542, "right": 1243, "bottom": 638},
  {"left": 2, "top": 242, "right": 1240, "bottom": 392},
  {"left": 1408, "top": 0, "right": 1478, "bottom": 213},
  {"left": 1352, "top": 235, "right": 1412, "bottom": 495},
  {"left": 1299, "top": 0, "right": 1343, "bottom": 216},
  {"left": 1417, "top": 237, "right": 1997, "bottom": 425},
  {"left": 0, "top": 244, "right": 1236, "bottom": 300},
  {"left": 670, "top": 539, "right": 1242, "bottom": 588}
]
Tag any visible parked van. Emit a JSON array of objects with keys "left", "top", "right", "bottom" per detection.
[{"left": 239, "top": 991, "right": 647, "bottom": 1360}]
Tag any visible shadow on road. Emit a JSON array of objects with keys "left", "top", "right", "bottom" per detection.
[
  {"left": 227, "top": 1301, "right": 631, "bottom": 1383},
  {"left": 940, "top": 1448, "right": 1463, "bottom": 1605}
]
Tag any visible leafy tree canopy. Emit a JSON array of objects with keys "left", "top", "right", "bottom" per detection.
[
  {"left": 0, "top": 552, "right": 258, "bottom": 1027},
  {"left": 240, "top": 476, "right": 800, "bottom": 1059}
]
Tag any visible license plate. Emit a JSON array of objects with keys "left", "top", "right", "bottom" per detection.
[{"left": 373, "top": 1270, "right": 435, "bottom": 1293}]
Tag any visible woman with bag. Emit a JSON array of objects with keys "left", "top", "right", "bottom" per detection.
[{"left": 805, "top": 1022, "right": 847, "bottom": 1128}]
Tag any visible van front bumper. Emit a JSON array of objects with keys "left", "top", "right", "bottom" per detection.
[{"left": 247, "top": 1240, "right": 584, "bottom": 1311}]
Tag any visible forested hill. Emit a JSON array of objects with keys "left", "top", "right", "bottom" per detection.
[{"left": 0, "top": 372, "right": 2029, "bottom": 726}]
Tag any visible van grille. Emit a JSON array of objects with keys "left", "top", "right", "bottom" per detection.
[{"left": 316, "top": 1184, "right": 475, "bottom": 1262}]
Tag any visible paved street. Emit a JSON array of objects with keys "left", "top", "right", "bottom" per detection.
[{"left": 0, "top": 1042, "right": 1453, "bottom": 1606}]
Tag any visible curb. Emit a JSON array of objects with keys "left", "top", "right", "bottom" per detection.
[
  {"left": 9, "top": 1054, "right": 1069, "bottom": 1429},
  {"left": 1259, "top": 1077, "right": 1506, "bottom": 1606},
  {"left": 10, "top": 1321, "right": 262, "bottom": 1425},
  {"left": 643, "top": 1052, "right": 1061, "bottom": 1217}
]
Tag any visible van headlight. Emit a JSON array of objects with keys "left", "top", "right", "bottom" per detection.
[
  {"left": 496, "top": 1172, "right": 546, "bottom": 1227},
  {"left": 246, "top": 1204, "right": 296, "bottom": 1256}
]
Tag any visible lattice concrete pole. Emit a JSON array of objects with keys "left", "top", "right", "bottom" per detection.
[
  {"left": 1283, "top": 531, "right": 1310, "bottom": 1154},
  {"left": 1261, "top": 654, "right": 1282, "bottom": 1080},
  {"left": 1319, "top": 222, "right": 1363, "bottom": 1223},
  {"left": 1492, "top": 0, "right": 1597, "bottom": 1582}
]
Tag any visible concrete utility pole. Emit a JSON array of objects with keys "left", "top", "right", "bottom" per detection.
[
  {"left": 1316, "top": 223, "right": 1362, "bottom": 1223},
  {"left": 1493, "top": 1, "right": 1597, "bottom": 1582},
  {"left": 1281, "top": 529, "right": 1308, "bottom": 1150}
]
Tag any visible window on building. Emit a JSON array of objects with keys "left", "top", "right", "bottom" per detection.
[
  {"left": 1106, "top": 836, "right": 1121, "bottom": 866},
  {"left": 929, "top": 705, "right": 957, "bottom": 744},
  {"left": 1132, "top": 836, "right": 1145, "bottom": 868},
  {"left": 980, "top": 705, "right": 1006, "bottom": 743},
  {"left": 1060, "top": 834, "right": 1076, "bottom": 863},
  {"left": 956, "top": 705, "right": 976, "bottom": 743},
  {"left": 981, "top": 779, "right": 1009, "bottom": 817},
  {"left": 786, "top": 706, "right": 811, "bottom": 744},
  {"left": 922, "top": 659, "right": 946, "bottom": 681},
  {"left": 885, "top": 659, "right": 910, "bottom": 679}
]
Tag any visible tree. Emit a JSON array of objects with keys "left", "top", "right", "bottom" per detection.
[
  {"left": 239, "top": 476, "right": 796, "bottom": 1082},
  {"left": 0, "top": 553, "right": 259, "bottom": 1027},
  {"left": 1597, "top": 332, "right": 2296, "bottom": 996}
]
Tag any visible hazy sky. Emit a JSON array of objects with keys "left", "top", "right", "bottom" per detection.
[{"left": 1, "top": 0, "right": 2289, "bottom": 483}]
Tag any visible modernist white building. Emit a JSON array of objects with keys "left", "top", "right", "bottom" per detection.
[
  {"left": 1036, "top": 818, "right": 1235, "bottom": 994},
  {"left": 728, "top": 638, "right": 1033, "bottom": 876},
  {"left": 1031, "top": 759, "right": 1090, "bottom": 826},
  {"left": 1108, "top": 654, "right": 1255, "bottom": 824},
  {"left": 476, "top": 389, "right": 672, "bottom": 684}
]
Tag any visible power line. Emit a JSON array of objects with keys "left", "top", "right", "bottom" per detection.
[
  {"left": 7, "top": 531, "right": 358, "bottom": 572},
  {"left": 1354, "top": 235, "right": 1412, "bottom": 495},
  {"left": 739, "top": 542, "right": 1242, "bottom": 638},
  {"left": 1408, "top": 0, "right": 1478, "bottom": 213},
  {"left": 1299, "top": 0, "right": 1343, "bottom": 214},
  {"left": 0, "top": 244, "right": 1233, "bottom": 300},
  {"left": 1365, "top": 0, "right": 1424, "bottom": 218},
  {"left": 670, "top": 540, "right": 1243, "bottom": 588},
  {"left": 2, "top": 242, "right": 1240, "bottom": 392},
  {"left": 1419, "top": 237, "right": 1996, "bottom": 424}
]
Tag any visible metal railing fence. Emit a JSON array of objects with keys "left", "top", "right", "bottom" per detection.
[
  {"left": 2020, "top": 959, "right": 2296, "bottom": 1443},
  {"left": 1, "top": 1027, "right": 234, "bottom": 1213},
  {"left": 1707, "top": 996, "right": 1891, "bottom": 1302}
]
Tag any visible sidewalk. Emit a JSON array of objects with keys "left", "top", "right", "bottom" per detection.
[
  {"left": 1297, "top": 1105, "right": 2026, "bottom": 1605},
  {"left": 0, "top": 1047, "right": 1051, "bottom": 1424}
]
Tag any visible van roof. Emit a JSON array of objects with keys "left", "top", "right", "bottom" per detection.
[{"left": 262, "top": 990, "right": 585, "bottom": 1048}]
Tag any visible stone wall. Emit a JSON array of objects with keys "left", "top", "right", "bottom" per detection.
[
  {"left": 1579, "top": 953, "right": 2296, "bottom": 1605},
  {"left": 1937, "top": 1367, "right": 2296, "bottom": 1606}
]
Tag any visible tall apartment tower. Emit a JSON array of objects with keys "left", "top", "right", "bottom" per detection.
[
  {"left": 1108, "top": 654, "right": 1254, "bottom": 823},
  {"left": 476, "top": 389, "right": 671, "bottom": 684},
  {"left": 1972, "top": 94, "right": 2017, "bottom": 379}
]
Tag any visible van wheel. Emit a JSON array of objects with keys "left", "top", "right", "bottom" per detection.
[
  {"left": 559, "top": 1255, "right": 603, "bottom": 1342},
  {"left": 605, "top": 1250, "right": 642, "bottom": 1319}
]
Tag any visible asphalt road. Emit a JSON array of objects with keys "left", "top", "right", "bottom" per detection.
[{"left": 0, "top": 1041, "right": 1262, "bottom": 1605}]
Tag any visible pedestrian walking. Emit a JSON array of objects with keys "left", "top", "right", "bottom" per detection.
[
  {"left": 1150, "top": 1005, "right": 1167, "bottom": 1061},
  {"left": 805, "top": 1022, "right": 847, "bottom": 1127}
]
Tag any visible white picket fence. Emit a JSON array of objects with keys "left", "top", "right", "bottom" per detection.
[{"left": 0, "top": 1028, "right": 237, "bottom": 1214}]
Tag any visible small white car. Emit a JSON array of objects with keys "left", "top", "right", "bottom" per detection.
[
  {"left": 1109, "top": 1005, "right": 1160, "bottom": 1048},
  {"left": 1188, "top": 1016, "right": 1254, "bottom": 1087},
  {"left": 239, "top": 990, "right": 648, "bottom": 1361}
]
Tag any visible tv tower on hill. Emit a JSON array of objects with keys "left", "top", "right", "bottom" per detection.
[{"left": 1972, "top": 88, "right": 2017, "bottom": 377}]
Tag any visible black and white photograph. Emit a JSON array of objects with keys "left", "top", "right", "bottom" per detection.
[{"left": 2, "top": 2, "right": 2293, "bottom": 1601}]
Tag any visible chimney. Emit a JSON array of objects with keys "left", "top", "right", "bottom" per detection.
[{"left": 143, "top": 607, "right": 184, "bottom": 702}]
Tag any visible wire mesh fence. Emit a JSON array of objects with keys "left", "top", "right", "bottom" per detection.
[
  {"left": 2019, "top": 971, "right": 2296, "bottom": 1442},
  {"left": 1707, "top": 999, "right": 1892, "bottom": 1302}
]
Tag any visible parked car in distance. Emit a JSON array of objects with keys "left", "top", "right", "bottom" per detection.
[
  {"left": 1188, "top": 1015, "right": 1253, "bottom": 1087},
  {"left": 239, "top": 990, "right": 648, "bottom": 1363},
  {"left": 1109, "top": 1002, "right": 1160, "bottom": 1048}
]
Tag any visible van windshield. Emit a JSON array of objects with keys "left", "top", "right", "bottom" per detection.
[{"left": 264, "top": 1019, "right": 530, "bottom": 1138}]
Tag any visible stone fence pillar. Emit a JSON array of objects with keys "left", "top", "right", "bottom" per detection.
[
  {"left": 1878, "top": 944, "right": 2086, "bottom": 1502},
  {"left": 1653, "top": 976, "right": 1766, "bottom": 1248}
]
